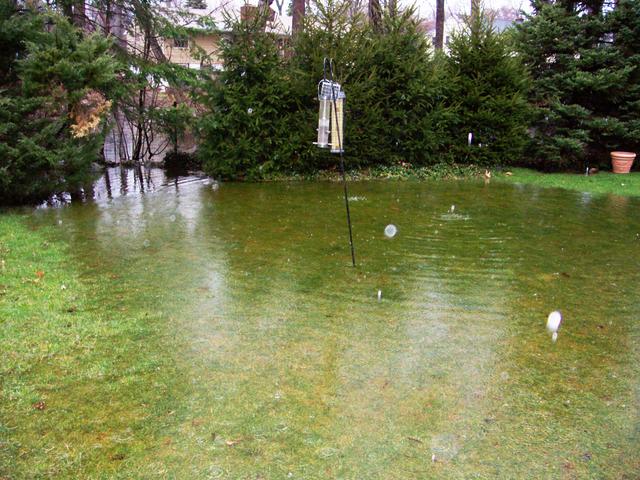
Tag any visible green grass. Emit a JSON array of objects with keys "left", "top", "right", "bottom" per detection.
[
  {"left": 260, "top": 162, "right": 482, "bottom": 182},
  {"left": 494, "top": 167, "right": 640, "bottom": 197},
  {"left": 0, "top": 215, "right": 190, "bottom": 478},
  {"left": 260, "top": 164, "right": 640, "bottom": 198},
  {"left": 1, "top": 179, "right": 639, "bottom": 479}
]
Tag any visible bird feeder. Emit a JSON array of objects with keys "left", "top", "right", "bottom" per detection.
[
  {"left": 316, "top": 79, "right": 345, "bottom": 153},
  {"left": 316, "top": 79, "right": 332, "bottom": 148},
  {"left": 330, "top": 87, "right": 346, "bottom": 154},
  {"left": 315, "top": 58, "right": 355, "bottom": 267}
]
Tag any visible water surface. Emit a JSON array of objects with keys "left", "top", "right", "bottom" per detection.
[{"left": 22, "top": 171, "right": 640, "bottom": 477}]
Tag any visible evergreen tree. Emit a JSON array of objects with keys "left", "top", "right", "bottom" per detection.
[
  {"left": 346, "top": 8, "right": 454, "bottom": 166},
  {"left": 446, "top": 8, "right": 531, "bottom": 167},
  {"left": 608, "top": 0, "right": 640, "bottom": 159},
  {"left": 197, "top": 13, "right": 297, "bottom": 179},
  {"left": 0, "top": 3, "right": 119, "bottom": 204},
  {"left": 515, "top": 0, "right": 639, "bottom": 170}
]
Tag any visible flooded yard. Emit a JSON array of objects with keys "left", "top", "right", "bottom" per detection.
[{"left": 2, "top": 170, "right": 639, "bottom": 478}]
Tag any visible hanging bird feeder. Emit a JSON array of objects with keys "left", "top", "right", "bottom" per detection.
[
  {"left": 316, "top": 79, "right": 346, "bottom": 153},
  {"left": 315, "top": 59, "right": 355, "bottom": 267},
  {"left": 316, "top": 79, "right": 332, "bottom": 148},
  {"left": 330, "top": 86, "right": 345, "bottom": 154}
]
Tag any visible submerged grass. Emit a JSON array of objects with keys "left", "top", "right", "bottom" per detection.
[
  {"left": 495, "top": 167, "right": 640, "bottom": 197},
  {"left": 1, "top": 177, "right": 639, "bottom": 479}
]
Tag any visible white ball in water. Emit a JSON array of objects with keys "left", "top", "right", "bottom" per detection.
[
  {"left": 546, "top": 311, "right": 562, "bottom": 341},
  {"left": 384, "top": 224, "right": 397, "bottom": 238}
]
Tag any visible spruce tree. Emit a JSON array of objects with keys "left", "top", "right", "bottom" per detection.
[
  {"left": 446, "top": 8, "right": 530, "bottom": 167},
  {"left": 292, "top": 1, "right": 453, "bottom": 170},
  {"left": 197, "top": 13, "right": 296, "bottom": 179},
  {"left": 516, "top": 0, "right": 639, "bottom": 170},
  {"left": 347, "top": 8, "right": 454, "bottom": 166}
]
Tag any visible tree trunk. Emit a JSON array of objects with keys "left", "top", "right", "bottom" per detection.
[
  {"left": 435, "top": 0, "right": 444, "bottom": 50},
  {"left": 292, "top": 0, "right": 305, "bottom": 35},
  {"left": 471, "top": 0, "right": 480, "bottom": 18},
  {"left": 109, "top": 1, "right": 127, "bottom": 49},
  {"left": 368, "top": 0, "right": 382, "bottom": 32},
  {"left": 130, "top": 0, "right": 168, "bottom": 62},
  {"left": 388, "top": 0, "right": 397, "bottom": 17},
  {"left": 74, "top": 0, "right": 85, "bottom": 29}
]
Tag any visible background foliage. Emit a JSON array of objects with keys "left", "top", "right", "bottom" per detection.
[
  {"left": 446, "top": 9, "right": 530, "bottom": 166},
  {"left": 3, "top": 0, "right": 640, "bottom": 202},
  {"left": 0, "top": 2, "right": 119, "bottom": 204},
  {"left": 515, "top": 0, "right": 640, "bottom": 170},
  {"left": 199, "top": 1, "right": 531, "bottom": 180}
]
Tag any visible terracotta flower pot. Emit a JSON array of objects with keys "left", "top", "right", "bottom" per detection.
[{"left": 611, "top": 151, "right": 636, "bottom": 174}]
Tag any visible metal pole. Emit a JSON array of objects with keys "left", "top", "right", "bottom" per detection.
[{"left": 327, "top": 59, "right": 356, "bottom": 267}]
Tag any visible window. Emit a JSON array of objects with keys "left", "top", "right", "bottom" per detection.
[{"left": 173, "top": 37, "right": 188, "bottom": 49}]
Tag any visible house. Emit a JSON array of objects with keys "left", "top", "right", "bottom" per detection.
[{"left": 147, "top": 0, "right": 292, "bottom": 71}]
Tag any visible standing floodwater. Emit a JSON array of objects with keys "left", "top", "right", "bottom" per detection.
[{"left": 15, "top": 172, "right": 640, "bottom": 478}]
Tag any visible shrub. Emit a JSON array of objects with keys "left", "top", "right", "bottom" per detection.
[
  {"left": 197, "top": 13, "right": 298, "bottom": 179},
  {"left": 341, "top": 9, "right": 455, "bottom": 167},
  {"left": 199, "top": 0, "right": 457, "bottom": 179}
]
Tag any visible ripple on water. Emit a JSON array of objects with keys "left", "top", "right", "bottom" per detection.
[
  {"left": 318, "top": 447, "right": 339, "bottom": 458},
  {"left": 206, "top": 466, "right": 224, "bottom": 479},
  {"left": 430, "top": 433, "right": 460, "bottom": 461}
]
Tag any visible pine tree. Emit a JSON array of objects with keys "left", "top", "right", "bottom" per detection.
[
  {"left": 197, "top": 13, "right": 296, "bottom": 179},
  {"left": 515, "top": 0, "right": 639, "bottom": 170},
  {"left": 346, "top": 8, "right": 454, "bottom": 166},
  {"left": 446, "top": 8, "right": 531, "bottom": 166},
  {"left": 609, "top": 0, "right": 640, "bottom": 159}
]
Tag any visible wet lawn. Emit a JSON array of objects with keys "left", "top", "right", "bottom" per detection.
[
  {"left": 496, "top": 168, "right": 640, "bottom": 197},
  {"left": 1, "top": 176, "right": 639, "bottom": 478}
]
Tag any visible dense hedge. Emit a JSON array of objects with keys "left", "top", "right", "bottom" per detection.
[
  {"left": 198, "top": 2, "right": 531, "bottom": 179},
  {"left": 446, "top": 11, "right": 531, "bottom": 166}
]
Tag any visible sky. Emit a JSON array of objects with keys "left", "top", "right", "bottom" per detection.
[
  {"left": 409, "top": 0, "right": 530, "bottom": 18},
  {"left": 199, "top": 0, "right": 532, "bottom": 32}
]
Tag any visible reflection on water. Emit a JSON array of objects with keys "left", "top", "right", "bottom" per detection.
[
  {"left": 92, "top": 166, "right": 209, "bottom": 204},
  {"left": 28, "top": 171, "right": 640, "bottom": 477}
]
